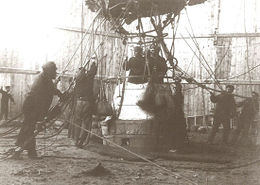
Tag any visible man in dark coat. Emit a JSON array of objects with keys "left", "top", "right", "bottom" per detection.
[
  {"left": 15, "top": 62, "right": 63, "bottom": 158},
  {"left": 231, "top": 91, "right": 259, "bottom": 145},
  {"left": 208, "top": 85, "right": 236, "bottom": 144},
  {"left": 0, "top": 86, "right": 14, "bottom": 120},
  {"left": 149, "top": 45, "right": 167, "bottom": 83},
  {"left": 167, "top": 80, "right": 188, "bottom": 152},
  {"left": 74, "top": 61, "right": 97, "bottom": 148},
  {"left": 136, "top": 45, "right": 167, "bottom": 114},
  {"left": 123, "top": 46, "right": 148, "bottom": 84}
]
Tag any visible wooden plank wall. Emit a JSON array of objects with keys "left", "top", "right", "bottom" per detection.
[
  {"left": 173, "top": 32, "right": 260, "bottom": 118},
  {"left": 0, "top": 0, "right": 260, "bottom": 122},
  {"left": 0, "top": 0, "right": 126, "bottom": 118},
  {"left": 162, "top": 0, "right": 260, "bottom": 119}
]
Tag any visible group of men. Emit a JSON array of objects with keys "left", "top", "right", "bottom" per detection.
[
  {"left": 124, "top": 45, "right": 167, "bottom": 84},
  {"left": 208, "top": 85, "right": 259, "bottom": 146},
  {"left": 6, "top": 45, "right": 169, "bottom": 158},
  {"left": 124, "top": 45, "right": 188, "bottom": 151},
  {"left": 124, "top": 45, "right": 260, "bottom": 147},
  {"left": 5, "top": 45, "right": 259, "bottom": 159}
]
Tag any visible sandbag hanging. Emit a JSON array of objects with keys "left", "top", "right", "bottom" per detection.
[
  {"left": 96, "top": 81, "right": 113, "bottom": 116},
  {"left": 137, "top": 83, "right": 176, "bottom": 114},
  {"left": 155, "top": 84, "right": 175, "bottom": 109}
]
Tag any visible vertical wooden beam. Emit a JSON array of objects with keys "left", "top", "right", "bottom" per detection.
[
  {"left": 199, "top": 52, "right": 206, "bottom": 125},
  {"left": 243, "top": 0, "right": 253, "bottom": 93},
  {"left": 80, "top": 0, "right": 85, "bottom": 66},
  {"left": 216, "top": 0, "right": 221, "bottom": 34},
  {"left": 254, "top": 0, "right": 257, "bottom": 32}
]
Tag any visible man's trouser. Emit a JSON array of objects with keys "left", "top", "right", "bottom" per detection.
[
  {"left": 154, "top": 106, "right": 187, "bottom": 151},
  {"left": 74, "top": 99, "right": 93, "bottom": 146},
  {"left": 208, "top": 117, "right": 231, "bottom": 144},
  {"left": 67, "top": 101, "right": 76, "bottom": 139},
  {"left": 231, "top": 117, "right": 252, "bottom": 144},
  {"left": 0, "top": 104, "right": 8, "bottom": 120},
  {"left": 16, "top": 112, "right": 38, "bottom": 152}
]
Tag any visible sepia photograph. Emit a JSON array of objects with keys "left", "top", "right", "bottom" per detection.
[{"left": 0, "top": 0, "right": 259, "bottom": 184}]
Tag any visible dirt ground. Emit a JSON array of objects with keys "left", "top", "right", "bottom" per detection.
[{"left": 0, "top": 124, "right": 260, "bottom": 185}]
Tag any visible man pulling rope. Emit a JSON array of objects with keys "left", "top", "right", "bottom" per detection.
[{"left": 13, "top": 62, "right": 66, "bottom": 159}]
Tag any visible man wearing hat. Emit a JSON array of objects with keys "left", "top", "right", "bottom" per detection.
[
  {"left": 123, "top": 46, "right": 148, "bottom": 84},
  {"left": 231, "top": 91, "right": 259, "bottom": 145},
  {"left": 0, "top": 85, "right": 14, "bottom": 120},
  {"left": 149, "top": 45, "right": 167, "bottom": 83},
  {"left": 15, "top": 62, "right": 64, "bottom": 159},
  {"left": 208, "top": 85, "right": 236, "bottom": 144}
]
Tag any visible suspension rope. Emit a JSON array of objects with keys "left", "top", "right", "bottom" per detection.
[
  {"left": 59, "top": 9, "right": 102, "bottom": 77},
  {"left": 220, "top": 63, "right": 260, "bottom": 82},
  {"left": 185, "top": 53, "right": 196, "bottom": 72},
  {"left": 37, "top": 123, "right": 65, "bottom": 140},
  {"left": 137, "top": 18, "right": 151, "bottom": 79},
  {"left": 80, "top": 0, "right": 131, "bottom": 69},
  {"left": 0, "top": 72, "right": 77, "bottom": 160},
  {"left": 90, "top": 73, "right": 251, "bottom": 99},
  {"left": 178, "top": 32, "right": 223, "bottom": 89},
  {"left": 184, "top": 28, "right": 223, "bottom": 90},
  {"left": 77, "top": 17, "right": 107, "bottom": 69},
  {"left": 0, "top": 0, "right": 130, "bottom": 161},
  {"left": 184, "top": 8, "right": 223, "bottom": 90},
  {"left": 0, "top": 113, "right": 23, "bottom": 128},
  {"left": 0, "top": 11, "right": 104, "bottom": 132},
  {"left": 116, "top": 45, "right": 128, "bottom": 118},
  {"left": 185, "top": 29, "right": 224, "bottom": 88},
  {"left": 173, "top": 64, "right": 250, "bottom": 98},
  {"left": 170, "top": 14, "right": 180, "bottom": 57},
  {"left": 4, "top": 96, "right": 72, "bottom": 159}
]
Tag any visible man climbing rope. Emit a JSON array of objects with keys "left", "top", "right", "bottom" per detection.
[
  {"left": 208, "top": 85, "right": 236, "bottom": 145},
  {"left": 231, "top": 91, "right": 259, "bottom": 145},
  {"left": 73, "top": 60, "right": 97, "bottom": 148},
  {"left": 149, "top": 45, "right": 167, "bottom": 83},
  {"left": 123, "top": 46, "right": 148, "bottom": 84},
  {"left": 0, "top": 85, "right": 14, "bottom": 120},
  {"left": 14, "top": 62, "right": 64, "bottom": 159}
]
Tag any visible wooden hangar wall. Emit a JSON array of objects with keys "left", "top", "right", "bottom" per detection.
[
  {"left": 0, "top": 0, "right": 259, "bottom": 123},
  {"left": 0, "top": 0, "right": 126, "bottom": 118},
  {"left": 119, "top": 0, "right": 260, "bottom": 123},
  {"left": 165, "top": 0, "right": 260, "bottom": 119}
]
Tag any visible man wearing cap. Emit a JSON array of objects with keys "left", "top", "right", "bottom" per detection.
[
  {"left": 123, "top": 46, "right": 148, "bottom": 84},
  {"left": 149, "top": 45, "right": 167, "bottom": 83},
  {"left": 15, "top": 62, "right": 64, "bottom": 159},
  {"left": 208, "top": 85, "right": 236, "bottom": 144},
  {"left": 231, "top": 91, "right": 259, "bottom": 145},
  {"left": 0, "top": 86, "right": 14, "bottom": 120},
  {"left": 73, "top": 61, "right": 97, "bottom": 148}
]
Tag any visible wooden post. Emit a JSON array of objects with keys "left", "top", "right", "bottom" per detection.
[
  {"left": 80, "top": 0, "right": 85, "bottom": 66},
  {"left": 199, "top": 52, "right": 206, "bottom": 125}
]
